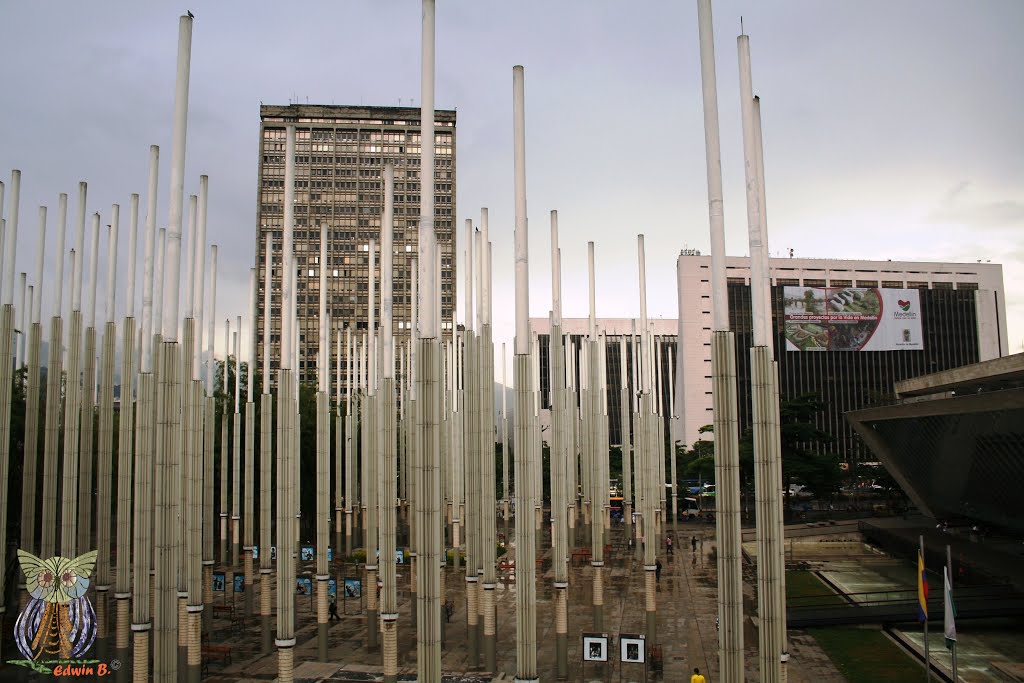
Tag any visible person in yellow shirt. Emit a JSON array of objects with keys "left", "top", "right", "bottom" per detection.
[{"left": 690, "top": 667, "right": 706, "bottom": 683}]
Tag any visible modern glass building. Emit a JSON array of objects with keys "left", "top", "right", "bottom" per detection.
[
  {"left": 675, "top": 254, "right": 1007, "bottom": 464},
  {"left": 255, "top": 104, "right": 457, "bottom": 387}
]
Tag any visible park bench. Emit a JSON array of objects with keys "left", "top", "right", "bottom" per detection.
[
  {"left": 571, "top": 548, "right": 592, "bottom": 565},
  {"left": 203, "top": 643, "right": 232, "bottom": 666},
  {"left": 212, "top": 604, "right": 233, "bottom": 618},
  {"left": 201, "top": 631, "right": 233, "bottom": 672}
]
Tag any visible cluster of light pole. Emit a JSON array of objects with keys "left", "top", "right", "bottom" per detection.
[
  {"left": 0, "top": 2, "right": 794, "bottom": 681},
  {"left": 0, "top": 14, "right": 281, "bottom": 683}
]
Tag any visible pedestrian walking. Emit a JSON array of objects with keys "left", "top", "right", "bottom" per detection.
[
  {"left": 666, "top": 535, "right": 673, "bottom": 555},
  {"left": 690, "top": 667, "right": 706, "bottom": 683},
  {"left": 328, "top": 594, "right": 340, "bottom": 621},
  {"left": 691, "top": 535, "right": 698, "bottom": 553},
  {"left": 655, "top": 558, "right": 663, "bottom": 583}
]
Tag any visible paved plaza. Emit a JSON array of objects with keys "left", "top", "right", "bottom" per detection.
[{"left": 200, "top": 519, "right": 843, "bottom": 682}]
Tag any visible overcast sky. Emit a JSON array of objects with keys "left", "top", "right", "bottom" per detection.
[{"left": 2, "top": 1, "right": 1023, "bottom": 370}]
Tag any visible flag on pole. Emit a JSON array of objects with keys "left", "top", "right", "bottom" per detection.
[
  {"left": 918, "top": 549, "right": 929, "bottom": 621},
  {"left": 944, "top": 566, "right": 957, "bottom": 649}
]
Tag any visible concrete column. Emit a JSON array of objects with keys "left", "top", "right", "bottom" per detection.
[
  {"left": 259, "top": 391, "right": 274, "bottom": 654},
  {"left": 414, "top": 339, "right": 443, "bottom": 682},
  {"left": 275, "top": 369, "right": 297, "bottom": 683},
  {"left": 20, "top": 206, "right": 45, "bottom": 566},
  {"left": 41, "top": 315, "right": 64, "bottom": 559},
  {"left": 316, "top": 391, "right": 331, "bottom": 661},
  {"left": 95, "top": 318, "right": 117, "bottom": 660},
  {"left": 61, "top": 308, "right": 83, "bottom": 556},
  {"left": 132, "top": 372, "right": 155, "bottom": 682},
  {"left": 712, "top": 333, "right": 744, "bottom": 679},
  {"left": 154, "top": 340, "right": 182, "bottom": 683},
  {"left": 78, "top": 323, "right": 97, "bottom": 552},
  {"left": 513, "top": 354, "right": 538, "bottom": 682}
]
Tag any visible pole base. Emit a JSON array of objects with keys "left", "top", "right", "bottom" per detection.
[
  {"left": 483, "top": 633, "right": 496, "bottom": 673},
  {"left": 261, "top": 615, "right": 273, "bottom": 654},
  {"left": 366, "top": 609, "right": 378, "bottom": 651},
  {"left": 556, "top": 633, "right": 568, "bottom": 680},
  {"left": 318, "top": 622, "right": 328, "bottom": 661}
]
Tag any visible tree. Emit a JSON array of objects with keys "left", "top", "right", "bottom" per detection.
[
  {"left": 673, "top": 424, "right": 716, "bottom": 493},
  {"left": 740, "top": 394, "right": 843, "bottom": 517}
]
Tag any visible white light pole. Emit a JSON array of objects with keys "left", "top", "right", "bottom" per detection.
[
  {"left": 695, "top": 1, "right": 745, "bottom": 677},
  {"left": 511, "top": 63, "right": 538, "bottom": 683}
]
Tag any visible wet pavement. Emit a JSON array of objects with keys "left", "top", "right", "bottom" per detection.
[{"left": 195, "top": 519, "right": 843, "bottom": 682}]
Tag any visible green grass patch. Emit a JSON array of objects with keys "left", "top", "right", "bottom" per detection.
[
  {"left": 787, "top": 570, "right": 849, "bottom": 609},
  {"left": 807, "top": 627, "right": 921, "bottom": 683}
]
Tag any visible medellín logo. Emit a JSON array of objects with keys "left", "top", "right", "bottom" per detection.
[{"left": 898, "top": 299, "right": 912, "bottom": 312}]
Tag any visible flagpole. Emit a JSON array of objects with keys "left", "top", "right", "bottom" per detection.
[
  {"left": 947, "top": 544, "right": 957, "bottom": 682},
  {"left": 922, "top": 535, "right": 930, "bottom": 683}
]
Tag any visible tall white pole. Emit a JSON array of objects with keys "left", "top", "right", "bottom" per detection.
[
  {"left": 76, "top": 213, "right": 101, "bottom": 556},
  {"left": 95, "top": 205, "right": 118, "bottom": 660},
  {"left": 22, "top": 196, "right": 44, "bottom": 554},
  {"left": 87, "top": 213, "right": 101, "bottom": 330},
  {"left": 153, "top": 14, "right": 193, "bottom": 682},
  {"left": 418, "top": 0, "right": 437, "bottom": 339},
  {"left": 738, "top": 33, "right": 768, "bottom": 349},
  {"left": 73, "top": 182, "right": 86, "bottom": 313},
  {"left": 415, "top": 3, "right": 442, "bottom": 679},
  {"left": 513, "top": 67, "right": 529, "bottom": 357},
  {"left": 550, "top": 211, "right": 561, "bottom": 325},
  {"left": 161, "top": 15, "right": 192, "bottom": 341},
  {"left": 262, "top": 240, "right": 273, "bottom": 387},
  {"left": 207, "top": 247, "right": 218, "bottom": 397},
  {"left": 32, "top": 209, "right": 45, "bottom": 325},
  {"left": 248, "top": 270, "right": 256, "bottom": 405},
  {"left": 105, "top": 208, "right": 119, "bottom": 326},
  {"left": 753, "top": 96, "right": 775, "bottom": 354},
  {"left": 141, "top": 146, "right": 159, "bottom": 372},
  {"left": 53, "top": 194, "right": 68, "bottom": 318},
  {"left": 0, "top": 172, "right": 21, "bottom": 664},
  {"left": 41, "top": 196, "right": 66, "bottom": 561},
  {"left": 281, "top": 125, "right": 295, "bottom": 369},
  {"left": 740, "top": 30, "right": 787, "bottom": 683},
  {"left": 184, "top": 195, "right": 197, "bottom": 322},
  {"left": 275, "top": 119, "right": 298, "bottom": 679},
  {"left": 379, "top": 163, "right": 399, "bottom": 680},
  {"left": 259, "top": 232, "right": 273, "bottom": 651},
  {"left": 194, "top": 177, "right": 209, "bottom": 379},
  {"left": 0, "top": 175, "right": 12, "bottom": 305},
  {"left": 696, "top": 2, "right": 744, "bottom": 677},
  {"left": 3, "top": 171, "right": 21, "bottom": 306},
  {"left": 126, "top": 195, "right": 139, "bottom": 320},
  {"left": 153, "top": 229, "right": 166, "bottom": 345},
  {"left": 16, "top": 273, "right": 26, "bottom": 367},
  {"left": 243, "top": 267, "right": 257, "bottom": 618},
  {"left": 115, "top": 193, "right": 138, "bottom": 668},
  {"left": 511, "top": 63, "right": 538, "bottom": 683}
]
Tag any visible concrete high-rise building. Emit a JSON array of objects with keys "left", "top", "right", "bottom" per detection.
[{"left": 255, "top": 104, "right": 457, "bottom": 386}]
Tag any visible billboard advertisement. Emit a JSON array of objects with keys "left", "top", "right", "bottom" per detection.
[{"left": 783, "top": 287, "right": 923, "bottom": 352}]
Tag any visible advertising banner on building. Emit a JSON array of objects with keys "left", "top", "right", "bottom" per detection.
[{"left": 783, "top": 287, "right": 923, "bottom": 351}]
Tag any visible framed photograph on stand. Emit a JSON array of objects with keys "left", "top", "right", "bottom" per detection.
[{"left": 582, "top": 633, "right": 609, "bottom": 662}]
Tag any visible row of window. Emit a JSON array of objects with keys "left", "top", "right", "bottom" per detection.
[{"left": 263, "top": 127, "right": 454, "bottom": 140}]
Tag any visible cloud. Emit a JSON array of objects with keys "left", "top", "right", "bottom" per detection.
[{"left": 929, "top": 181, "right": 1024, "bottom": 229}]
